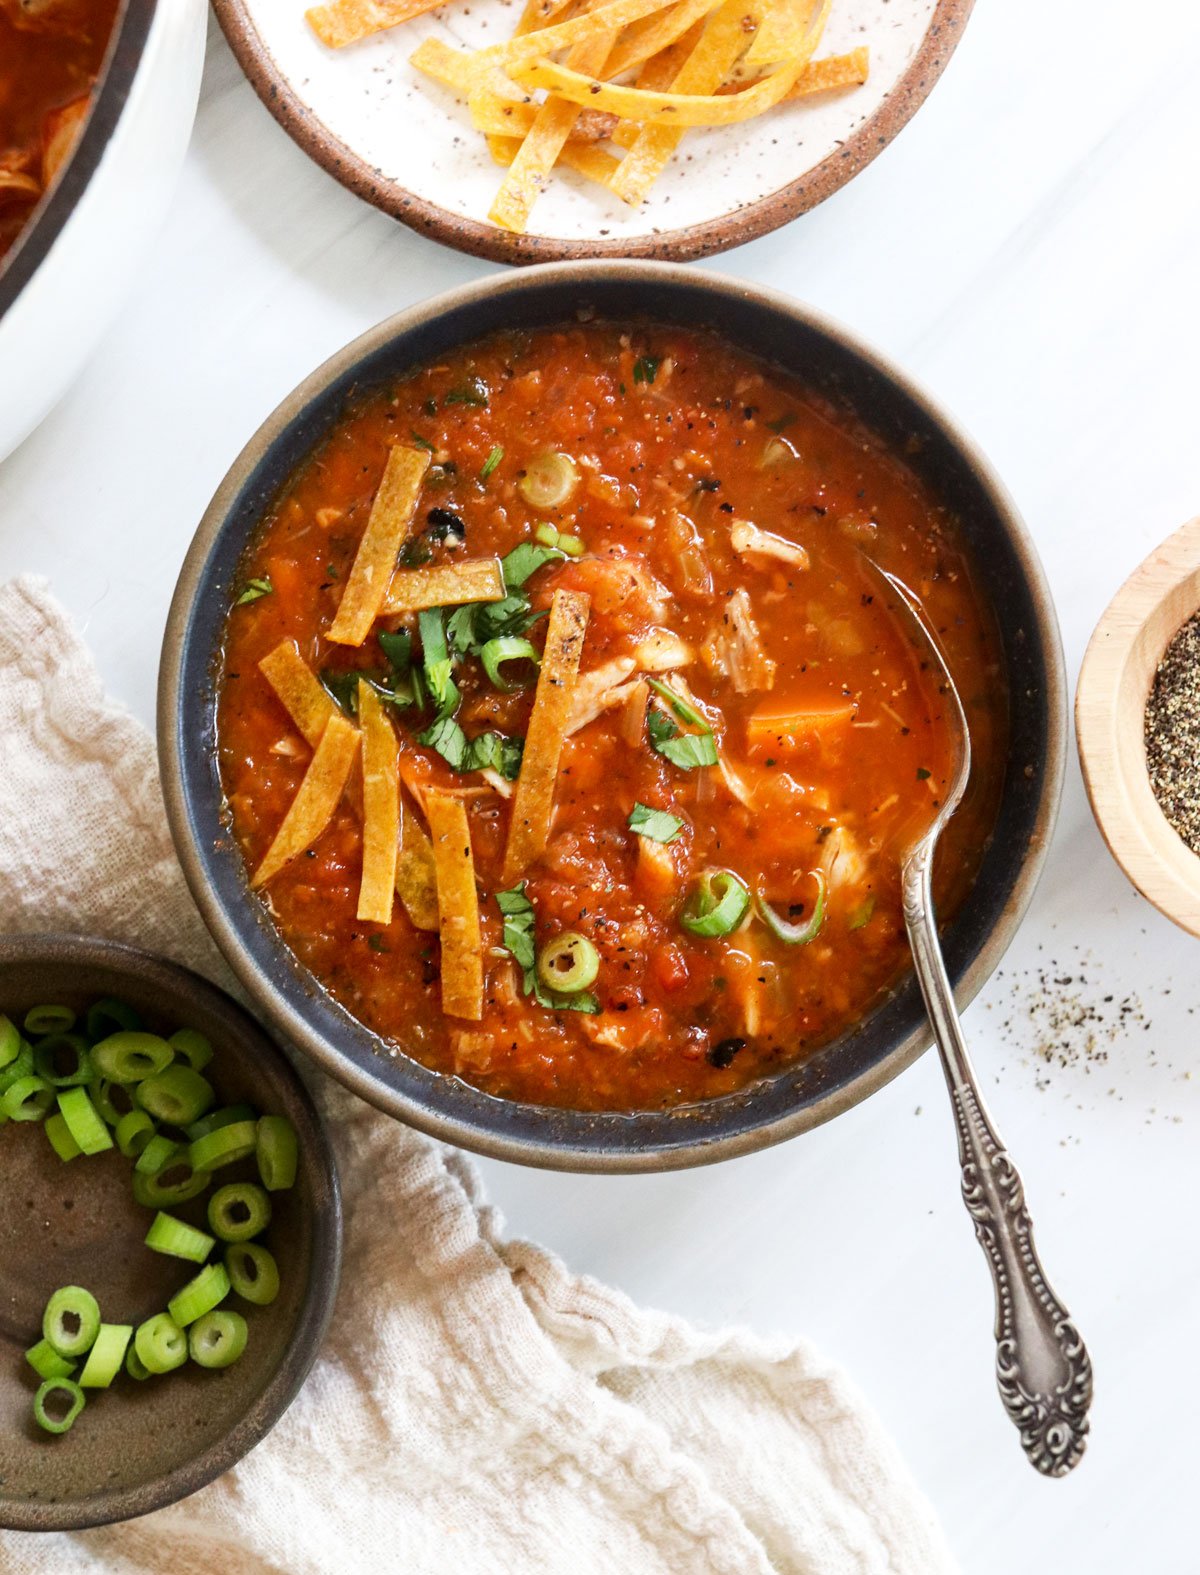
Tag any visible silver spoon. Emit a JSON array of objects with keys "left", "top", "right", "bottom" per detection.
[{"left": 872, "top": 565, "right": 1093, "bottom": 1478}]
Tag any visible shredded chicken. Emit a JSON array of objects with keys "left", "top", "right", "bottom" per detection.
[
  {"left": 633, "top": 628, "right": 692, "bottom": 671},
  {"left": 821, "top": 825, "right": 870, "bottom": 893},
  {"left": 730, "top": 518, "right": 811, "bottom": 571},
  {"left": 478, "top": 768, "right": 514, "bottom": 799},
  {"left": 702, "top": 589, "right": 777, "bottom": 694}
]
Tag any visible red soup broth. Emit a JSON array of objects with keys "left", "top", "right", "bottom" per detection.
[
  {"left": 217, "top": 323, "right": 1006, "bottom": 1112},
  {"left": 0, "top": 0, "right": 122, "bottom": 260}
]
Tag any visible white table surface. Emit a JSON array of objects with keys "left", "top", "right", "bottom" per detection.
[{"left": 3, "top": 1, "right": 1197, "bottom": 1566}]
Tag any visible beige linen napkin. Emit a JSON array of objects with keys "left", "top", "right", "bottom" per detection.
[{"left": 0, "top": 576, "right": 956, "bottom": 1575}]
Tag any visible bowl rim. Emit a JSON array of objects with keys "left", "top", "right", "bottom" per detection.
[
  {"left": 159, "top": 259, "right": 1066, "bottom": 1172},
  {"left": 1075, "top": 513, "right": 1200, "bottom": 940},
  {"left": 0, "top": 931, "right": 343, "bottom": 1533},
  {"left": 210, "top": 0, "right": 975, "bottom": 266},
  {"left": 0, "top": 0, "right": 157, "bottom": 327}
]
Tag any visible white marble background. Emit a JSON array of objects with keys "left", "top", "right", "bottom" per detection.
[{"left": 2, "top": 0, "right": 1197, "bottom": 1567}]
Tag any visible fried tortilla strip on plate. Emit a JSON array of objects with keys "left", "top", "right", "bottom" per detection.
[
  {"left": 328, "top": 444, "right": 430, "bottom": 645},
  {"left": 489, "top": 29, "right": 617, "bottom": 233},
  {"left": 252, "top": 711, "right": 361, "bottom": 888},
  {"left": 501, "top": 588, "right": 590, "bottom": 884},
  {"left": 426, "top": 791, "right": 484, "bottom": 1020},
  {"left": 357, "top": 681, "right": 400, "bottom": 925},
  {"left": 307, "top": 0, "right": 444, "bottom": 49},
  {"left": 382, "top": 557, "right": 505, "bottom": 615}
]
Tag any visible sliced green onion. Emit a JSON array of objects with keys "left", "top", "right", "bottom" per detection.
[
  {"left": 0, "top": 1014, "right": 21, "bottom": 1069},
  {"left": 479, "top": 444, "right": 504, "bottom": 480},
  {"left": 189, "top": 1119, "right": 258, "bottom": 1173},
  {"left": 756, "top": 870, "right": 828, "bottom": 946},
  {"left": 26, "top": 1338, "right": 75, "bottom": 1381},
  {"left": 57, "top": 1087, "right": 114, "bottom": 1154},
  {"left": 168, "top": 1028, "right": 213, "bottom": 1072},
  {"left": 33, "top": 1034, "right": 90, "bottom": 1086},
  {"left": 85, "top": 998, "right": 142, "bottom": 1041},
  {"left": 518, "top": 451, "right": 578, "bottom": 510},
  {"left": 43, "top": 1286, "right": 101, "bottom": 1359},
  {"left": 125, "top": 1344, "right": 152, "bottom": 1381},
  {"left": 145, "top": 1211, "right": 216, "bottom": 1264},
  {"left": 168, "top": 1262, "right": 230, "bottom": 1327},
  {"left": 2, "top": 1074, "right": 53, "bottom": 1122},
  {"left": 225, "top": 1242, "right": 280, "bottom": 1306},
  {"left": 480, "top": 635, "right": 540, "bottom": 692},
  {"left": 0, "top": 1039, "right": 33, "bottom": 1094},
  {"left": 33, "top": 1377, "right": 85, "bottom": 1435},
  {"left": 256, "top": 1115, "right": 299, "bottom": 1192},
  {"left": 207, "top": 1182, "right": 271, "bottom": 1242},
  {"left": 137, "top": 1065, "right": 214, "bottom": 1126},
  {"left": 187, "top": 1103, "right": 257, "bottom": 1143},
  {"left": 533, "top": 522, "right": 584, "bottom": 555},
  {"left": 189, "top": 1309, "right": 249, "bottom": 1370},
  {"left": 536, "top": 932, "right": 600, "bottom": 994},
  {"left": 134, "top": 1313, "right": 188, "bottom": 1374},
  {"left": 78, "top": 1323, "right": 132, "bottom": 1388},
  {"left": 91, "top": 1030, "right": 174, "bottom": 1083},
  {"left": 132, "top": 1159, "right": 212, "bottom": 1209},
  {"left": 680, "top": 870, "right": 751, "bottom": 938},
  {"left": 44, "top": 1112, "right": 82, "bottom": 1162},
  {"left": 135, "top": 1133, "right": 181, "bottom": 1175},
  {"left": 90, "top": 1076, "right": 134, "bottom": 1127},
  {"left": 24, "top": 1004, "right": 76, "bottom": 1037},
  {"left": 115, "top": 1108, "right": 156, "bottom": 1158}
]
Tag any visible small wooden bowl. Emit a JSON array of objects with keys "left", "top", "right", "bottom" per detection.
[{"left": 1076, "top": 514, "right": 1200, "bottom": 938}]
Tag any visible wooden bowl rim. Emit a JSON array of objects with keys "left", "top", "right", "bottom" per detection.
[{"left": 1076, "top": 513, "right": 1200, "bottom": 939}]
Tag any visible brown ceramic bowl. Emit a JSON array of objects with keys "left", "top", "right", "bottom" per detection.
[
  {"left": 0, "top": 934, "right": 341, "bottom": 1532},
  {"left": 159, "top": 261, "right": 1065, "bottom": 1173}
]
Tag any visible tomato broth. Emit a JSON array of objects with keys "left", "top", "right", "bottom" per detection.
[
  {"left": 0, "top": 0, "right": 121, "bottom": 261},
  {"left": 217, "top": 323, "right": 1006, "bottom": 1111}
]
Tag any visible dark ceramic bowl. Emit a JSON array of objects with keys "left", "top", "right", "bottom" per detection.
[
  {"left": 159, "top": 261, "right": 1066, "bottom": 1173},
  {"left": 0, "top": 935, "right": 341, "bottom": 1531}
]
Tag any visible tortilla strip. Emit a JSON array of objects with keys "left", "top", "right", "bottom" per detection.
[
  {"left": 501, "top": 588, "right": 591, "bottom": 884},
  {"left": 381, "top": 557, "right": 505, "bottom": 615},
  {"left": 252, "top": 712, "right": 361, "bottom": 888},
  {"left": 509, "top": 48, "right": 821, "bottom": 127},
  {"left": 607, "top": 0, "right": 746, "bottom": 203},
  {"left": 489, "top": 29, "right": 617, "bottom": 233},
  {"left": 356, "top": 682, "right": 400, "bottom": 924},
  {"left": 426, "top": 791, "right": 484, "bottom": 1020},
  {"left": 602, "top": 0, "right": 721, "bottom": 80},
  {"left": 744, "top": 0, "right": 818, "bottom": 66},
  {"left": 411, "top": 0, "right": 678, "bottom": 85},
  {"left": 394, "top": 796, "right": 441, "bottom": 932},
  {"left": 328, "top": 444, "right": 429, "bottom": 645},
  {"left": 259, "top": 640, "right": 336, "bottom": 749},
  {"left": 306, "top": 0, "right": 443, "bottom": 48},
  {"left": 492, "top": 136, "right": 622, "bottom": 186}
]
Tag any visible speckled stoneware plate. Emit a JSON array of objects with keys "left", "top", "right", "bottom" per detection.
[{"left": 213, "top": 0, "right": 973, "bottom": 263}]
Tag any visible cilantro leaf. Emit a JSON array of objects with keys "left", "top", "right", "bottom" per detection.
[
  {"left": 417, "top": 608, "right": 459, "bottom": 720},
  {"left": 419, "top": 717, "right": 523, "bottom": 780},
  {"left": 377, "top": 629, "right": 412, "bottom": 675},
  {"left": 632, "top": 356, "right": 660, "bottom": 385},
  {"left": 656, "top": 732, "right": 719, "bottom": 770},
  {"left": 628, "top": 803, "right": 684, "bottom": 843},
  {"left": 501, "top": 542, "right": 565, "bottom": 590},
  {"left": 236, "top": 577, "right": 272, "bottom": 606},
  {"left": 646, "top": 708, "right": 679, "bottom": 747}
]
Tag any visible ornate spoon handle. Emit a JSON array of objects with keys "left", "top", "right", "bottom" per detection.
[{"left": 903, "top": 845, "right": 1093, "bottom": 1476}]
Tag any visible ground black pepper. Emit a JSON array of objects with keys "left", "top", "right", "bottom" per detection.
[{"left": 1145, "top": 612, "right": 1200, "bottom": 853}]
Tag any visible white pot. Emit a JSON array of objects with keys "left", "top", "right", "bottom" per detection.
[{"left": 0, "top": 0, "right": 207, "bottom": 462}]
